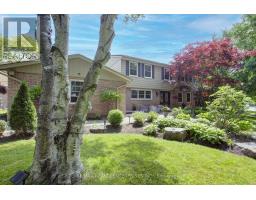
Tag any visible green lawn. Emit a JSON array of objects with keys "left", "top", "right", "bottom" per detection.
[{"left": 1, "top": 134, "right": 256, "bottom": 184}]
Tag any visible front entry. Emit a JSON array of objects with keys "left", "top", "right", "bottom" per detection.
[{"left": 160, "top": 91, "right": 170, "bottom": 106}]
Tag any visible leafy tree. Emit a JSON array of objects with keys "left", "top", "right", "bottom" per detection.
[
  {"left": 9, "top": 82, "right": 37, "bottom": 135},
  {"left": 224, "top": 15, "right": 256, "bottom": 51},
  {"left": 28, "top": 14, "right": 142, "bottom": 185},
  {"left": 207, "top": 86, "right": 253, "bottom": 131},
  {"left": 100, "top": 89, "right": 121, "bottom": 113}
]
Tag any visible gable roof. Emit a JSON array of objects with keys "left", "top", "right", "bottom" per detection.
[
  {"left": 0, "top": 54, "right": 130, "bottom": 82},
  {"left": 111, "top": 54, "right": 168, "bottom": 66}
]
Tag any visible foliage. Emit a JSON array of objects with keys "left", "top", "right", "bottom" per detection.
[
  {"left": 224, "top": 15, "right": 256, "bottom": 51},
  {"left": 0, "top": 109, "right": 7, "bottom": 121},
  {"left": 169, "top": 38, "right": 248, "bottom": 90},
  {"left": 155, "top": 117, "right": 229, "bottom": 147},
  {"left": 176, "top": 113, "right": 191, "bottom": 120},
  {"left": 132, "top": 112, "right": 147, "bottom": 127},
  {"left": 9, "top": 82, "right": 37, "bottom": 135},
  {"left": 237, "top": 120, "right": 254, "bottom": 131},
  {"left": 196, "top": 112, "right": 214, "bottom": 121},
  {"left": 194, "top": 118, "right": 211, "bottom": 126},
  {"left": 233, "top": 57, "right": 256, "bottom": 97},
  {"left": 161, "top": 106, "right": 171, "bottom": 112},
  {"left": 100, "top": 89, "right": 121, "bottom": 102},
  {"left": 194, "top": 107, "right": 207, "bottom": 115},
  {"left": 187, "top": 123, "right": 230, "bottom": 146},
  {"left": 29, "top": 85, "right": 42, "bottom": 102},
  {"left": 207, "top": 86, "right": 253, "bottom": 132},
  {"left": 107, "top": 109, "right": 124, "bottom": 127},
  {"left": 147, "top": 111, "right": 158, "bottom": 122},
  {"left": 143, "top": 124, "right": 158, "bottom": 137},
  {"left": 2, "top": 135, "right": 256, "bottom": 184},
  {"left": 170, "top": 107, "right": 184, "bottom": 117},
  {"left": 0, "top": 120, "right": 6, "bottom": 133}
]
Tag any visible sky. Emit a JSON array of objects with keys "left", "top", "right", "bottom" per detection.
[{"left": 0, "top": 14, "right": 242, "bottom": 63}]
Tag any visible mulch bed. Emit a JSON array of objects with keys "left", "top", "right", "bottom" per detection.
[{"left": 0, "top": 133, "right": 34, "bottom": 144}]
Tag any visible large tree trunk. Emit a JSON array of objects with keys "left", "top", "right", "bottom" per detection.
[{"left": 27, "top": 14, "right": 116, "bottom": 185}]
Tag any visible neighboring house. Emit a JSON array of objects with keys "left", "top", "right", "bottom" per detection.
[
  {"left": 107, "top": 55, "right": 197, "bottom": 111},
  {"left": 0, "top": 54, "right": 130, "bottom": 118},
  {"left": 0, "top": 72, "right": 8, "bottom": 109}
]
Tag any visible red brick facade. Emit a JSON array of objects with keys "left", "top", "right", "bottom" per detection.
[{"left": 8, "top": 72, "right": 126, "bottom": 118}]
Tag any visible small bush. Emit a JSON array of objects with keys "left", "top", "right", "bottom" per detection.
[
  {"left": 132, "top": 112, "right": 147, "bottom": 127},
  {"left": 10, "top": 82, "right": 37, "bottom": 135},
  {"left": 29, "top": 85, "right": 42, "bottom": 102},
  {"left": 143, "top": 124, "right": 158, "bottom": 137},
  {"left": 0, "top": 109, "right": 7, "bottom": 121},
  {"left": 194, "top": 118, "right": 211, "bottom": 126},
  {"left": 147, "top": 111, "right": 158, "bottom": 122},
  {"left": 156, "top": 117, "right": 188, "bottom": 130},
  {"left": 187, "top": 123, "right": 229, "bottom": 146},
  {"left": 176, "top": 113, "right": 190, "bottom": 120},
  {"left": 161, "top": 106, "right": 171, "bottom": 113},
  {"left": 107, "top": 109, "right": 124, "bottom": 127},
  {"left": 170, "top": 107, "right": 184, "bottom": 117},
  {"left": 196, "top": 112, "right": 214, "bottom": 121},
  {"left": 0, "top": 120, "right": 6, "bottom": 134},
  {"left": 237, "top": 120, "right": 254, "bottom": 131},
  {"left": 100, "top": 89, "right": 121, "bottom": 102}
]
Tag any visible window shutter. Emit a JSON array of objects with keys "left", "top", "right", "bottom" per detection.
[
  {"left": 161, "top": 67, "right": 164, "bottom": 80},
  {"left": 138, "top": 63, "right": 141, "bottom": 77},
  {"left": 126, "top": 60, "right": 129, "bottom": 76},
  {"left": 141, "top": 63, "right": 145, "bottom": 78},
  {"left": 152, "top": 65, "right": 155, "bottom": 79}
]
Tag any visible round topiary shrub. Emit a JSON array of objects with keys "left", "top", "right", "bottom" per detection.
[
  {"left": 9, "top": 82, "right": 37, "bottom": 135},
  {"left": 107, "top": 109, "right": 124, "bottom": 127},
  {"left": 147, "top": 111, "right": 158, "bottom": 122},
  {"left": 0, "top": 120, "right": 6, "bottom": 136}
]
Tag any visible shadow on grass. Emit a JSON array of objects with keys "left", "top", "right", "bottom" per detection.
[
  {"left": 0, "top": 133, "right": 34, "bottom": 144},
  {"left": 83, "top": 137, "right": 179, "bottom": 184}
]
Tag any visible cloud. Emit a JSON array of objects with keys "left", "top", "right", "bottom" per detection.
[{"left": 187, "top": 15, "right": 241, "bottom": 34}]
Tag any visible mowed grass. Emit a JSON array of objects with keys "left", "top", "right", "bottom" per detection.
[{"left": 1, "top": 134, "right": 256, "bottom": 184}]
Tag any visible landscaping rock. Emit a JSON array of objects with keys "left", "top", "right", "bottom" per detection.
[
  {"left": 233, "top": 142, "right": 256, "bottom": 159},
  {"left": 163, "top": 127, "right": 187, "bottom": 141}
]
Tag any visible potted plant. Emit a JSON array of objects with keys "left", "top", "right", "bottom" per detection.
[{"left": 161, "top": 106, "right": 171, "bottom": 117}]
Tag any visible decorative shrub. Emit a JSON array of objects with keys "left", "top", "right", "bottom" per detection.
[
  {"left": 186, "top": 123, "right": 229, "bottom": 146},
  {"left": 100, "top": 89, "right": 121, "bottom": 102},
  {"left": 9, "top": 82, "right": 37, "bottom": 135},
  {"left": 0, "top": 109, "right": 7, "bottom": 121},
  {"left": 196, "top": 112, "right": 214, "bottom": 121},
  {"left": 155, "top": 117, "right": 230, "bottom": 147},
  {"left": 161, "top": 106, "right": 171, "bottom": 113},
  {"left": 194, "top": 118, "right": 211, "bottom": 126},
  {"left": 132, "top": 112, "right": 147, "bottom": 127},
  {"left": 156, "top": 117, "right": 187, "bottom": 130},
  {"left": 0, "top": 120, "right": 6, "bottom": 134},
  {"left": 143, "top": 124, "right": 158, "bottom": 137},
  {"left": 147, "top": 111, "right": 158, "bottom": 122},
  {"left": 237, "top": 120, "right": 254, "bottom": 131},
  {"left": 107, "top": 109, "right": 124, "bottom": 127},
  {"left": 176, "top": 113, "right": 191, "bottom": 120},
  {"left": 207, "top": 86, "right": 253, "bottom": 131},
  {"left": 170, "top": 107, "right": 184, "bottom": 117},
  {"left": 29, "top": 85, "right": 42, "bottom": 102}
]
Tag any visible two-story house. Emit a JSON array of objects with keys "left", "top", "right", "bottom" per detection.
[{"left": 107, "top": 55, "right": 197, "bottom": 112}]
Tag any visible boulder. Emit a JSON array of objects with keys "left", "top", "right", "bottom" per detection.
[
  {"left": 163, "top": 127, "right": 187, "bottom": 141},
  {"left": 234, "top": 142, "right": 256, "bottom": 159}
]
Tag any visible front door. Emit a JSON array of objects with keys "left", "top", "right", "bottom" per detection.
[{"left": 160, "top": 91, "right": 170, "bottom": 106}]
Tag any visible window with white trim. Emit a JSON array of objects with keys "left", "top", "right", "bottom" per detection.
[
  {"left": 131, "top": 89, "right": 152, "bottom": 100},
  {"left": 186, "top": 93, "right": 191, "bottom": 102},
  {"left": 129, "top": 62, "right": 138, "bottom": 76},
  {"left": 144, "top": 64, "right": 152, "bottom": 78},
  {"left": 70, "top": 80, "right": 83, "bottom": 103},
  {"left": 178, "top": 92, "right": 183, "bottom": 103},
  {"left": 164, "top": 68, "right": 170, "bottom": 80}
]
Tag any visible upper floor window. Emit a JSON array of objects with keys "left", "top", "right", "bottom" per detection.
[
  {"left": 70, "top": 80, "right": 83, "bottom": 103},
  {"left": 129, "top": 62, "right": 138, "bottom": 76},
  {"left": 164, "top": 68, "right": 170, "bottom": 80},
  {"left": 144, "top": 64, "right": 152, "bottom": 78}
]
